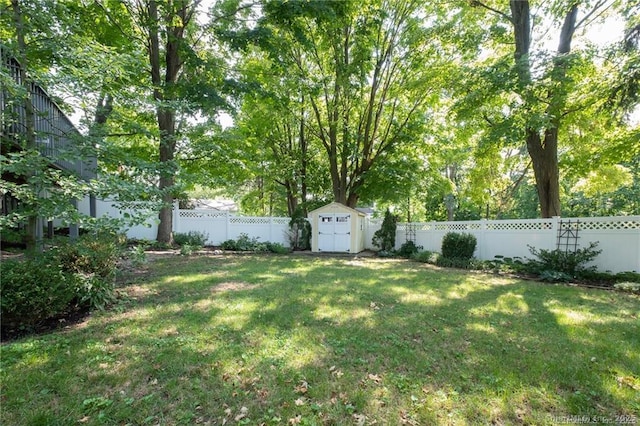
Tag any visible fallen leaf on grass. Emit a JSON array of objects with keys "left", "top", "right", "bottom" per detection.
[
  {"left": 368, "top": 373, "right": 382, "bottom": 383},
  {"left": 294, "top": 380, "right": 308, "bottom": 394},
  {"left": 234, "top": 406, "right": 249, "bottom": 421},
  {"left": 288, "top": 415, "right": 302, "bottom": 424},
  {"left": 353, "top": 414, "right": 366, "bottom": 425},
  {"left": 295, "top": 398, "right": 306, "bottom": 406}
]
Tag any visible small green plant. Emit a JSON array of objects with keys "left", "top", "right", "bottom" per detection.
[
  {"left": 487, "top": 255, "right": 529, "bottom": 274},
  {"left": 441, "top": 232, "right": 477, "bottom": 260},
  {"left": 173, "top": 231, "right": 208, "bottom": 248},
  {"left": 128, "top": 245, "right": 148, "bottom": 266},
  {"left": 180, "top": 244, "right": 195, "bottom": 256},
  {"left": 435, "top": 256, "right": 478, "bottom": 269},
  {"left": 220, "top": 234, "right": 289, "bottom": 254},
  {"left": 372, "top": 209, "right": 397, "bottom": 252},
  {"left": 221, "top": 239, "right": 238, "bottom": 250},
  {"left": 539, "top": 270, "right": 573, "bottom": 282},
  {"left": 527, "top": 242, "right": 601, "bottom": 278},
  {"left": 411, "top": 250, "right": 436, "bottom": 263},
  {"left": 398, "top": 240, "right": 422, "bottom": 258},
  {"left": 266, "top": 242, "right": 290, "bottom": 254}
]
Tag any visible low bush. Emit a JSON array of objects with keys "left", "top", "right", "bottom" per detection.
[
  {"left": 266, "top": 242, "right": 290, "bottom": 254},
  {"left": 411, "top": 250, "right": 437, "bottom": 263},
  {"left": 1, "top": 232, "right": 123, "bottom": 333},
  {"left": 1, "top": 255, "right": 80, "bottom": 330},
  {"left": 435, "top": 256, "right": 481, "bottom": 269},
  {"left": 174, "top": 231, "right": 208, "bottom": 248},
  {"left": 527, "top": 242, "right": 601, "bottom": 278},
  {"left": 220, "top": 233, "right": 290, "bottom": 254},
  {"left": 486, "top": 256, "right": 530, "bottom": 274},
  {"left": 398, "top": 241, "right": 422, "bottom": 258},
  {"left": 56, "top": 232, "right": 122, "bottom": 281},
  {"left": 127, "top": 245, "right": 148, "bottom": 266},
  {"left": 441, "top": 232, "right": 477, "bottom": 260},
  {"left": 615, "top": 271, "right": 640, "bottom": 283}
]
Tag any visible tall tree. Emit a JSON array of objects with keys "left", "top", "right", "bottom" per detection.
[
  {"left": 258, "top": 0, "right": 440, "bottom": 208},
  {"left": 130, "top": 0, "right": 200, "bottom": 243},
  {"left": 471, "top": 0, "right": 620, "bottom": 217}
]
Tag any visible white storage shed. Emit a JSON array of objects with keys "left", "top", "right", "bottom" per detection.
[{"left": 308, "top": 202, "right": 366, "bottom": 253}]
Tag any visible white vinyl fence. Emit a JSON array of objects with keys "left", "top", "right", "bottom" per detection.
[
  {"left": 366, "top": 216, "right": 640, "bottom": 273},
  {"left": 91, "top": 199, "right": 639, "bottom": 273},
  {"left": 93, "top": 201, "right": 291, "bottom": 246}
]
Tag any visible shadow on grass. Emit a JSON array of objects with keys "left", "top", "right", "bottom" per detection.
[{"left": 2, "top": 254, "right": 638, "bottom": 425}]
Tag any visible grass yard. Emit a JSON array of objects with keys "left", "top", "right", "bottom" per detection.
[{"left": 1, "top": 254, "right": 639, "bottom": 425}]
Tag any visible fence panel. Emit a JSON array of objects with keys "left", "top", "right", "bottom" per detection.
[
  {"left": 369, "top": 216, "right": 638, "bottom": 273},
  {"left": 95, "top": 199, "right": 159, "bottom": 241},
  {"left": 176, "top": 209, "right": 229, "bottom": 244},
  {"left": 568, "top": 216, "right": 640, "bottom": 273},
  {"left": 228, "top": 216, "right": 290, "bottom": 246}
]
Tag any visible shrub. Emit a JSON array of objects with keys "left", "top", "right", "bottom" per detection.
[
  {"left": 435, "top": 256, "right": 482, "bottom": 269},
  {"left": 1, "top": 232, "right": 123, "bottom": 335},
  {"left": 1, "top": 255, "right": 79, "bottom": 330},
  {"left": 441, "top": 232, "right": 477, "bottom": 260},
  {"left": 487, "top": 255, "right": 529, "bottom": 274},
  {"left": 398, "top": 241, "right": 422, "bottom": 258},
  {"left": 127, "top": 245, "right": 148, "bottom": 267},
  {"left": 173, "top": 231, "right": 208, "bottom": 248},
  {"left": 220, "top": 234, "right": 290, "bottom": 254},
  {"left": 289, "top": 208, "right": 312, "bottom": 250},
  {"left": 411, "top": 250, "right": 437, "bottom": 263},
  {"left": 221, "top": 239, "right": 238, "bottom": 250},
  {"left": 527, "top": 242, "right": 601, "bottom": 277},
  {"left": 56, "top": 232, "right": 122, "bottom": 281},
  {"left": 372, "top": 209, "right": 397, "bottom": 252},
  {"left": 180, "top": 244, "right": 195, "bottom": 256},
  {"left": 266, "top": 242, "right": 290, "bottom": 254},
  {"left": 615, "top": 271, "right": 640, "bottom": 283}
]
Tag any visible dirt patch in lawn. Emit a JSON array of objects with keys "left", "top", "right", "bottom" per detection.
[{"left": 211, "top": 281, "right": 259, "bottom": 293}]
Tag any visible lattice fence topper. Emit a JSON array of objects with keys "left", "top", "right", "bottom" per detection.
[
  {"left": 434, "top": 222, "right": 483, "bottom": 231},
  {"left": 232, "top": 217, "right": 290, "bottom": 225},
  {"left": 576, "top": 218, "right": 640, "bottom": 230},
  {"left": 485, "top": 221, "right": 554, "bottom": 231},
  {"left": 179, "top": 210, "right": 228, "bottom": 219}
]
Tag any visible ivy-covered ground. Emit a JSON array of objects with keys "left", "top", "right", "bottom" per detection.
[{"left": 1, "top": 254, "right": 638, "bottom": 425}]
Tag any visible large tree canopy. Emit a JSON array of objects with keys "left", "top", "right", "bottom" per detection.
[{"left": 3, "top": 0, "right": 638, "bottom": 240}]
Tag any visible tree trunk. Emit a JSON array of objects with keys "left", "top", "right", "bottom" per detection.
[
  {"left": 509, "top": 0, "right": 578, "bottom": 218},
  {"left": 145, "top": 0, "right": 192, "bottom": 244},
  {"left": 526, "top": 130, "right": 561, "bottom": 217}
]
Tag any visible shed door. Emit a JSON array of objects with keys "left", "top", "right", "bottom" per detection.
[{"left": 318, "top": 213, "right": 351, "bottom": 252}]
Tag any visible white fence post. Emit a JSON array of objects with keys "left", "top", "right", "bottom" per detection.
[
  {"left": 551, "top": 216, "right": 561, "bottom": 250},
  {"left": 173, "top": 201, "right": 180, "bottom": 234}
]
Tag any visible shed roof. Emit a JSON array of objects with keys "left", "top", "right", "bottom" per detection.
[{"left": 308, "top": 202, "right": 366, "bottom": 217}]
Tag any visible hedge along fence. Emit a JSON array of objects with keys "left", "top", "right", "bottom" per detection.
[
  {"left": 89, "top": 198, "right": 638, "bottom": 273},
  {"left": 366, "top": 216, "right": 640, "bottom": 274}
]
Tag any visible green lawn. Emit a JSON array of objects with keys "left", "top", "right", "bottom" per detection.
[{"left": 1, "top": 254, "right": 639, "bottom": 425}]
